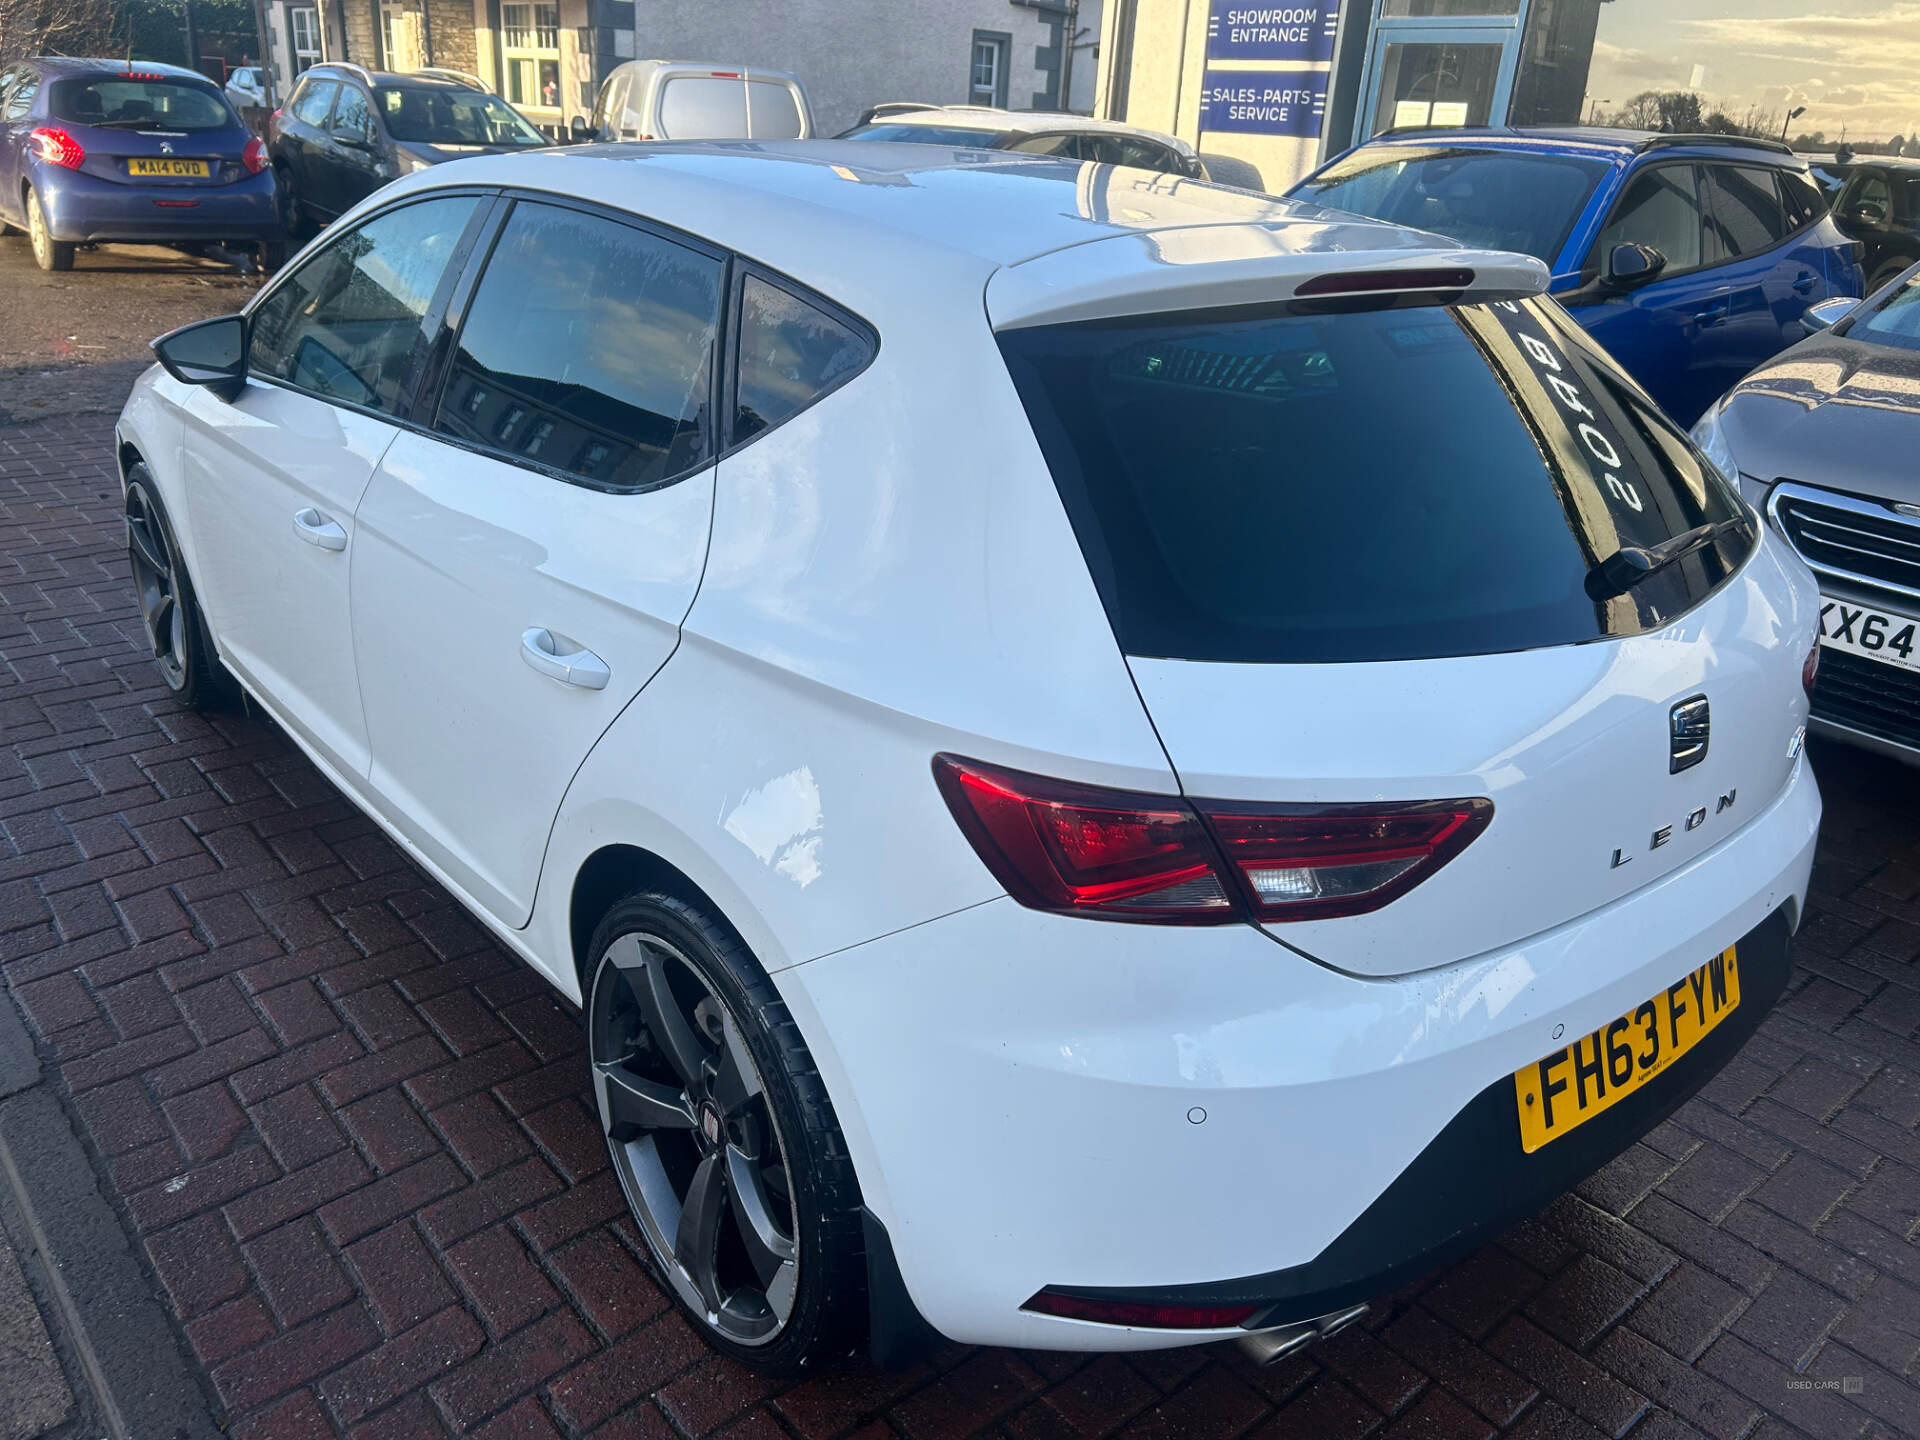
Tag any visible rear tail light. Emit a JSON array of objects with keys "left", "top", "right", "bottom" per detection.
[
  {"left": 1803, "top": 642, "right": 1821, "bottom": 700},
  {"left": 29, "top": 127, "right": 84, "bottom": 170},
  {"left": 1024, "top": 1290, "right": 1258, "bottom": 1329},
  {"left": 932, "top": 755, "right": 1492, "bottom": 925},
  {"left": 1295, "top": 267, "right": 1474, "bottom": 298},
  {"left": 242, "top": 136, "right": 268, "bottom": 174}
]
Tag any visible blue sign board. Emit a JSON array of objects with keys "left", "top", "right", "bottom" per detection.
[
  {"left": 1198, "top": 72, "right": 1329, "bottom": 138},
  {"left": 1207, "top": 3, "right": 1340, "bottom": 65}
]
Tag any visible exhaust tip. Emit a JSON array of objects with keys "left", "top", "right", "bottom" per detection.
[{"left": 1233, "top": 1303, "right": 1370, "bottom": 1366}]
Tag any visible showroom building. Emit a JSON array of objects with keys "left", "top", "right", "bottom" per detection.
[{"left": 1098, "top": 2, "right": 1919, "bottom": 192}]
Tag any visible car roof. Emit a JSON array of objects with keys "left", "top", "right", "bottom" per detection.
[
  {"left": 28, "top": 57, "right": 216, "bottom": 82},
  {"left": 371, "top": 142, "right": 1543, "bottom": 326},
  {"left": 863, "top": 106, "right": 1195, "bottom": 155},
  {"left": 1345, "top": 126, "right": 1806, "bottom": 165},
  {"left": 303, "top": 63, "right": 479, "bottom": 91},
  {"left": 607, "top": 60, "right": 804, "bottom": 83}
]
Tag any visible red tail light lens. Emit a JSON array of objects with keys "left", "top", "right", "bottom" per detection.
[
  {"left": 1203, "top": 799, "right": 1494, "bottom": 922},
  {"left": 932, "top": 757, "right": 1234, "bottom": 921},
  {"left": 242, "top": 136, "right": 268, "bottom": 174},
  {"left": 933, "top": 756, "right": 1492, "bottom": 926},
  {"left": 29, "top": 127, "right": 84, "bottom": 170},
  {"left": 1802, "top": 643, "right": 1820, "bottom": 700}
]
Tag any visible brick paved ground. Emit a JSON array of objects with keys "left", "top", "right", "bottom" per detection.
[{"left": 2, "top": 411, "right": 1917, "bottom": 1440}]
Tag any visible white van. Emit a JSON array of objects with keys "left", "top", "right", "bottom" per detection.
[{"left": 575, "top": 61, "right": 812, "bottom": 143}]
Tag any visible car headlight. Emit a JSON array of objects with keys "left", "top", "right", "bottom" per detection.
[{"left": 1689, "top": 399, "right": 1741, "bottom": 485}]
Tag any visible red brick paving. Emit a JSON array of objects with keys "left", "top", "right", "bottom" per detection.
[{"left": 2, "top": 411, "right": 1918, "bottom": 1437}]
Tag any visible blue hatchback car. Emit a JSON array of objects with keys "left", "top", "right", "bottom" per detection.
[
  {"left": 1288, "top": 129, "right": 1864, "bottom": 425},
  {"left": 0, "top": 58, "right": 281, "bottom": 273}
]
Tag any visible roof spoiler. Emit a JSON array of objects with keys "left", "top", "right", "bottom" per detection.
[{"left": 989, "top": 229, "right": 1550, "bottom": 330}]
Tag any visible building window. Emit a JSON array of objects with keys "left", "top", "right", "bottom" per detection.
[
  {"left": 971, "top": 30, "right": 1010, "bottom": 108},
  {"left": 381, "top": 4, "right": 405, "bottom": 69},
  {"left": 289, "top": 6, "right": 321, "bottom": 75},
  {"left": 502, "top": 3, "right": 561, "bottom": 109}
]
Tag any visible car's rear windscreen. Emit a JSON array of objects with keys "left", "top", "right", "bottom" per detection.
[
  {"left": 998, "top": 297, "right": 1753, "bottom": 664},
  {"left": 50, "top": 77, "right": 232, "bottom": 131}
]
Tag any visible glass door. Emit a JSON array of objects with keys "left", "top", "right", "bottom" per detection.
[{"left": 1357, "top": 12, "right": 1528, "bottom": 144}]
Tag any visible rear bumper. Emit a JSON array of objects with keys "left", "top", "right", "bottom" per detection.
[
  {"left": 32, "top": 163, "right": 281, "bottom": 243},
  {"left": 782, "top": 752, "right": 1819, "bottom": 1353}
]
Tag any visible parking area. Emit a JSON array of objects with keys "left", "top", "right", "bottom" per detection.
[{"left": 0, "top": 403, "right": 1917, "bottom": 1436}]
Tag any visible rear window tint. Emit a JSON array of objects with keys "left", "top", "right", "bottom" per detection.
[
  {"left": 732, "top": 276, "right": 873, "bottom": 442},
  {"left": 746, "top": 81, "right": 804, "bottom": 138},
  {"left": 998, "top": 298, "right": 1752, "bottom": 664},
  {"left": 1705, "top": 165, "right": 1788, "bottom": 258},
  {"left": 658, "top": 76, "right": 746, "bottom": 139},
  {"left": 50, "top": 76, "right": 232, "bottom": 131}
]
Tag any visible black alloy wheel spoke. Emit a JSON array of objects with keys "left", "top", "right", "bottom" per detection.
[
  {"left": 711, "top": 1014, "right": 763, "bottom": 1119},
  {"left": 724, "top": 1144, "right": 797, "bottom": 1286},
  {"left": 146, "top": 591, "right": 177, "bottom": 657},
  {"left": 127, "top": 514, "right": 170, "bottom": 578},
  {"left": 595, "top": 1061, "right": 693, "bottom": 1139},
  {"left": 676, "top": 1151, "right": 729, "bottom": 1313},
  {"left": 617, "top": 936, "right": 708, "bottom": 1089}
]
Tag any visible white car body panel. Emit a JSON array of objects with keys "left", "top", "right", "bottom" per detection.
[
  {"left": 174, "top": 379, "right": 397, "bottom": 777},
  {"left": 116, "top": 145, "right": 1824, "bottom": 1356}
]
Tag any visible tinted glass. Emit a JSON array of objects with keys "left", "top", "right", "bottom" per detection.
[
  {"left": 50, "top": 77, "right": 231, "bottom": 131},
  {"left": 436, "top": 202, "right": 723, "bottom": 488},
  {"left": 330, "top": 84, "right": 371, "bottom": 139},
  {"left": 291, "top": 79, "right": 337, "bottom": 125},
  {"left": 1592, "top": 165, "right": 1703, "bottom": 272},
  {"left": 658, "top": 76, "right": 747, "bottom": 139},
  {"left": 1777, "top": 171, "right": 1826, "bottom": 229},
  {"left": 1854, "top": 270, "right": 1920, "bottom": 351},
  {"left": 376, "top": 87, "right": 546, "bottom": 145},
  {"left": 1006, "top": 133, "right": 1081, "bottom": 158},
  {"left": 998, "top": 298, "right": 1750, "bottom": 664},
  {"left": 1839, "top": 170, "right": 1894, "bottom": 223},
  {"left": 1291, "top": 148, "right": 1605, "bottom": 265},
  {"left": 1112, "top": 136, "right": 1182, "bottom": 173},
  {"left": 746, "top": 80, "right": 804, "bottom": 138},
  {"left": 1, "top": 74, "right": 37, "bottom": 121},
  {"left": 250, "top": 195, "right": 480, "bottom": 412},
  {"left": 1704, "top": 166, "right": 1787, "bottom": 258},
  {"left": 842, "top": 122, "right": 1010, "bottom": 148},
  {"left": 733, "top": 276, "right": 873, "bottom": 443}
]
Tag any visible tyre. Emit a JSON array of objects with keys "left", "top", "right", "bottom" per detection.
[
  {"left": 124, "top": 468, "right": 236, "bottom": 709},
  {"left": 259, "top": 239, "right": 288, "bottom": 274},
  {"left": 585, "top": 892, "right": 867, "bottom": 1375},
  {"left": 1867, "top": 259, "right": 1908, "bottom": 295},
  {"left": 273, "top": 167, "right": 306, "bottom": 240},
  {"left": 26, "top": 188, "right": 74, "bottom": 272}
]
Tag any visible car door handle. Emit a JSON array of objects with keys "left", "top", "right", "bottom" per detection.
[
  {"left": 1691, "top": 305, "right": 1727, "bottom": 327},
  {"left": 1792, "top": 271, "right": 1817, "bottom": 295},
  {"left": 291, "top": 507, "right": 347, "bottom": 551},
  {"left": 520, "top": 627, "right": 610, "bottom": 690}
]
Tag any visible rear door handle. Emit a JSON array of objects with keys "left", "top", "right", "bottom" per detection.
[
  {"left": 1792, "top": 271, "right": 1817, "bottom": 295},
  {"left": 291, "top": 507, "right": 347, "bottom": 551},
  {"left": 520, "top": 627, "right": 610, "bottom": 690}
]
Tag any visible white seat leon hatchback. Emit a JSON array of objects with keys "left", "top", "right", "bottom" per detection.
[{"left": 118, "top": 141, "right": 1824, "bottom": 1374}]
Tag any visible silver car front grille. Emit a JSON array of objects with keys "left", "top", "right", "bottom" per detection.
[{"left": 1768, "top": 482, "right": 1920, "bottom": 604}]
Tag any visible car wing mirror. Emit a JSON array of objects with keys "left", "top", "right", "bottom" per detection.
[
  {"left": 151, "top": 314, "right": 248, "bottom": 399},
  {"left": 330, "top": 127, "right": 370, "bottom": 149},
  {"left": 1604, "top": 242, "right": 1668, "bottom": 291},
  {"left": 1801, "top": 296, "right": 1858, "bottom": 334},
  {"left": 569, "top": 115, "right": 593, "bottom": 143}
]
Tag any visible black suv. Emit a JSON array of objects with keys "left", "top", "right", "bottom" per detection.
[
  {"left": 1817, "top": 156, "right": 1920, "bottom": 294},
  {"left": 267, "top": 63, "right": 548, "bottom": 234}
]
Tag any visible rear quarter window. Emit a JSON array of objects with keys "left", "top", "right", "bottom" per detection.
[{"left": 998, "top": 296, "right": 1752, "bottom": 664}]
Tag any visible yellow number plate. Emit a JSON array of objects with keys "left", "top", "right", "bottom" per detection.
[
  {"left": 1514, "top": 947, "right": 1740, "bottom": 1153},
  {"left": 128, "top": 158, "right": 210, "bottom": 178}
]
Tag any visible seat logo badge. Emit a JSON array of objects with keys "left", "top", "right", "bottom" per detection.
[{"left": 1670, "top": 694, "right": 1710, "bottom": 774}]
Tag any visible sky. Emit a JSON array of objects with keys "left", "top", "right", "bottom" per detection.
[{"left": 1582, "top": 2, "right": 1920, "bottom": 139}]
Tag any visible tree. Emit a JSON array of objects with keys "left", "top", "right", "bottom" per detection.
[
  {"left": 1655, "top": 91, "right": 1704, "bottom": 133},
  {"left": 1702, "top": 110, "right": 1741, "bottom": 135},
  {"left": 0, "top": 0, "right": 121, "bottom": 63},
  {"left": 1614, "top": 91, "right": 1663, "bottom": 130}
]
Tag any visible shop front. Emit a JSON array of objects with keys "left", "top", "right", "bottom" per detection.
[{"left": 1100, "top": 1, "right": 1920, "bottom": 192}]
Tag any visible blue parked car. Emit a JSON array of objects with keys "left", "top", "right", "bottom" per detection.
[
  {"left": 0, "top": 58, "right": 282, "bottom": 274},
  {"left": 1288, "top": 130, "right": 1864, "bottom": 425}
]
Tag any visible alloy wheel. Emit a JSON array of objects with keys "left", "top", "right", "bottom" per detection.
[
  {"left": 125, "top": 486, "right": 188, "bottom": 690},
  {"left": 27, "top": 191, "right": 49, "bottom": 268},
  {"left": 590, "top": 931, "right": 799, "bottom": 1346}
]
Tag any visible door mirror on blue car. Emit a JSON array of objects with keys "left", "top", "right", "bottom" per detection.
[
  {"left": 1604, "top": 242, "right": 1668, "bottom": 291},
  {"left": 152, "top": 315, "right": 248, "bottom": 399}
]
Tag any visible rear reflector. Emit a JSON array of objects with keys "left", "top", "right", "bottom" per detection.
[
  {"left": 29, "top": 127, "right": 84, "bottom": 170},
  {"left": 154, "top": 199, "right": 199, "bottom": 207},
  {"left": 1802, "top": 643, "right": 1820, "bottom": 700},
  {"left": 933, "top": 755, "right": 1491, "bottom": 925},
  {"left": 1024, "top": 1290, "right": 1258, "bottom": 1329},
  {"left": 1295, "top": 267, "right": 1475, "bottom": 297}
]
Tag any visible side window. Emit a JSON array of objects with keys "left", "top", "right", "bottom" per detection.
[
  {"left": 732, "top": 275, "right": 874, "bottom": 443},
  {"left": 434, "top": 201, "right": 724, "bottom": 489},
  {"left": 331, "top": 84, "right": 371, "bottom": 139},
  {"left": 3, "top": 72, "right": 40, "bottom": 121},
  {"left": 1838, "top": 170, "right": 1893, "bottom": 226},
  {"left": 1006, "top": 133, "right": 1082, "bottom": 158},
  {"left": 1113, "top": 137, "right": 1180, "bottom": 174},
  {"left": 1703, "top": 165, "right": 1788, "bottom": 260},
  {"left": 1591, "top": 165, "right": 1703, "bottom": 274},
  {"left": 249, "top": 194, "right": 481, "bottom": 412},
  {"left": 1777, "top": 171, "right": 1827, "bottom": 230},
  {"left": 291, "top": 79, "right": 337, "bottom": 126}
]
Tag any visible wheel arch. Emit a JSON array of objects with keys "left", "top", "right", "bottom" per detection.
[{"left": 567, "top": 841, "right": 739, "bottom": 998}]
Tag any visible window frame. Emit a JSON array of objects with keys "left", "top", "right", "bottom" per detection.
[
  {"left": 240, "top": 187, "right": 504, "bottom": 423},
  {"left": 720, "top": 261, "right": 880, "bottom": 455},
  {"left": 0, "top": 67, "right": 39, "bottom": 121},
  {"left": 1578, "top": 159, "right": 1712, "bottom": 287},
  {"left": 415, "top": 190, "right": 735, "bottom": 496},
  {"left": 500, "top": 1, "right": 562, "bottom": 112},
  {"left": 970, "top": 30, "right": 1011, "bottom": 109},
  {"left": 1697, "top": 161, "right": 1796, "bottom": 265},
  {"left": 289, "top": 6, "right": 323, "bottom": 75}
]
